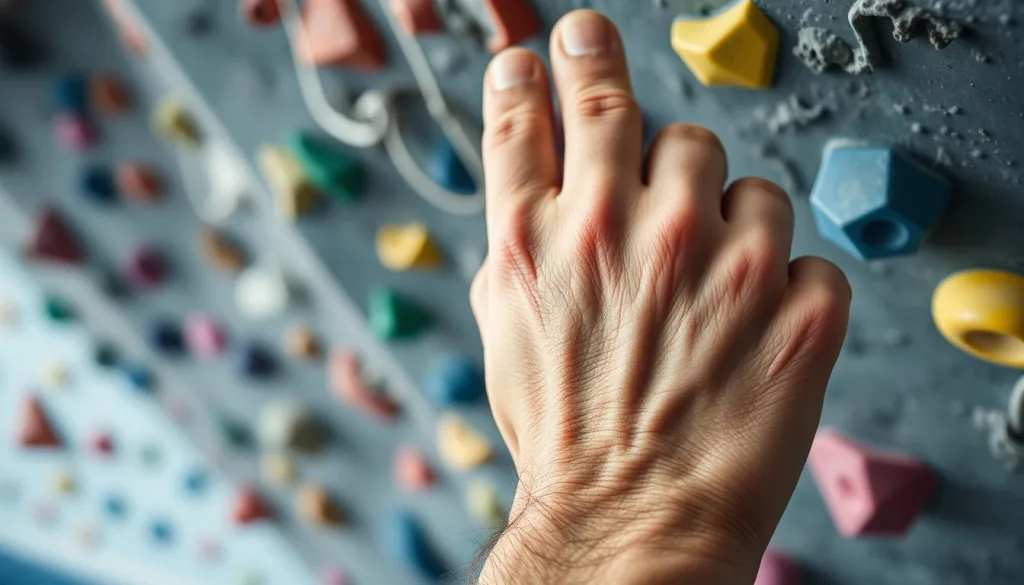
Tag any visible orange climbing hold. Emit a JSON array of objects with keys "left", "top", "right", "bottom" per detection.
[
  {"left": 328, "top": 349, "right": 399, "bottom": 421},
  {"left": 394, "top": 446, "right": 435, "bottom": 491},
  {"left": 232, "top": 486, "right": 274, "bottom": 525},
  {"left": 115, "top": 162, "right": 163, "bottom": 203},
  {"left": 296, "top": 0, "right": 387, "bottom": 69},
  {"left": 390, "top": 0, "right": 442, "bottom": 35},
  {"left": 483, "top": 0, "right": 541, "bottom": 52},
  {"left": 26, "top": 207, "right": 83, "bottom": 265},
  {"left": 89, "top": 75, "right": 132, "bottom": 115},
  {"left": 17, "top": 395, "right": 62, "bottom": 449}
]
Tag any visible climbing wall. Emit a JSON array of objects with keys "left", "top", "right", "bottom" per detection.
[{"left": 1, "top": 0, "right": 1023, "bottom": 584}]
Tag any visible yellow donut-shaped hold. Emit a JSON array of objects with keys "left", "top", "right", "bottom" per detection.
[{"left": 932, "top": 270, "right": 1024, "bottom": 368}]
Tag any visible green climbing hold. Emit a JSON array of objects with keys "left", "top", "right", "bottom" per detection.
[
  {"left": 94, "top": 343, "right": 119, "bottom": 368},
  {"left": 44, "top": 296, "right": 74, "bottom": 323},
  {"left": 369, "top": 287, "right": 432, "bottom": 340},
  {"left": 289, "top": 132, "right": 365, "bottom": 203},
  {"left": 219, "top": 416, "right": 253, "bottom": 449}
]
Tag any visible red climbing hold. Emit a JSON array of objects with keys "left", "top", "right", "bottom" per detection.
[
  {"left": 754, "top": 549, "right": 802, "bottom": 585},
  {"left": 242, "top": 0, "right": 281, "bottom": 27},
  {"left": 390, "top": 0, "right": 442, "bottom": 36},
  {"left": 808, "top": 429, "right": 937, "bottom": 538},
  {"left": 483, "top": 0, "right": 540, "bottom": 53},
  {"left": 232, "top": 485, "right": 273, "bottom": 525},
  {"left": 17, "top": 395, "right": 61, "bottom": 449},
  {"left": 394, "top": 446, "right": 434, "bottom": 492},
  {"left": 26, "top": 207, "right": 83, "bottom": 265},
  {"left": 296, "top": 0, "right": 387, "bottom": 69},
  {"left": 88, "top": 431, "right": 115, "bottom": 456},
  {"left": 328, "top": 349, "right": 399, "bottom": 421}
]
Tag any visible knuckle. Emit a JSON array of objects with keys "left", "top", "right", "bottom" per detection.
[
  {"left": 656, "top": 123, "right": 725, "bottom": 154},
  {"left": 731, "top": 177, "right": 793, "bottom": 213},
  {"left": 485, "top": 106, "right": 548, "bottom": 152},
  {"left": 573, "top": 86, "right": 640, "bottom": 124}
]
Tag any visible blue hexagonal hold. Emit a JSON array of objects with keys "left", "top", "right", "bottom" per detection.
[
  {"left": 810, "top": 141, "right": 950, "bottom": 261},
  {"left": 422, "top": 356, "right": 485, "bottom": 405}
]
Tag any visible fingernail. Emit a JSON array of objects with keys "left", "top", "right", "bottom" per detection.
[
  {"left": 491, "top": 51, "right": 537, "bottom": 91},
  {"left": 560, "top": 12, "right": 613, "bottom": 57}
]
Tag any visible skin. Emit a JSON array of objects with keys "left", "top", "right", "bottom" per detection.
[{"left": 471, "top": 10, "right": 852, "bottom": 585}]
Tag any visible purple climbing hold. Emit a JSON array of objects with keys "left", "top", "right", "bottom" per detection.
[{"left": 124, "top": 245, "right": 167, "bottom": 290}]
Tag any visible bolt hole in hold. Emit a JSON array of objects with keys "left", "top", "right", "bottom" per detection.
[
  {"left": 837, "top": 475, "right": 856, "bottom": 498},
  {"left": 962, "top": 330, "right": 1024, "bottom": 365},
  {"left": 859, "top": 218, "right": 909, "bottom": 252}
]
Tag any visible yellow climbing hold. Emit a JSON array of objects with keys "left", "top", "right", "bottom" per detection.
[
  {"left": 262, "top": 452, "right": 297, "bottom": 485},
  {"left": 295, "top": 483, "right": 344, "bottom": 528},
  {"left": 45, "top": 362, "right": 70, "bottom": 388},
  {"left": 671, "top": 0, "right": 779, "bottom": 89},
  {"left": 257, "top": 145, "right": 320, "bottom": 221},
  {"left": 437, "top": 413, "right": 492, "bottom": 471},
  {"left": 466, "top": 479, "right": 504, "bottom": 528},
  {"left": 54, "top": 470, "right": 76, "bottom": 495},
  {"left": 152, "top": 98, "right": 202, "bottom": 147},
  {"left": 376, "top": 223, "right": 443, "bottom": 271}
]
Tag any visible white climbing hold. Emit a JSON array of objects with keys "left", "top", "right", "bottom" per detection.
[
  {"left": 258, "top": 401, "right": 324, "bottom": 453},
  {"left": 235, "top": 265, "right": 289, "bottom": 320},
  {"left": 466, "top": 479, "right": 504, "bottom": 527}
]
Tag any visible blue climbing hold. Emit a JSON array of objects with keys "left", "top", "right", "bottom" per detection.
[
  {"left": 428, "top": 138, "right": 475, "bottom": 194},
  {"left": 104, "top": 494, "right": 127, "bottom": 519},
  {"left": 150, "top": 320, "right": 186, "bottom": 356},
  {"left": 150, "top": 518, "right": 174, "bottom": 544},
  {"left": 184, "top": 468, "right": 209, "bottom": 496},
  {"left": 122, "top": 363, "right": 154, "bottom": 392},
  {"left": 810, "top": 140, "right": 950, "bottom": 261},
  {"left": 81, "top": 166, "right": 118, "bottom": 204},
  {"left": 54, "top": 74, "right": 88, "bottom": 114},
  {"left": 422, "top": 356, "right": 485, "bottom": 405},
  {"left": 385, "top": 509, "right": 446, "bottom": 580},
  {"left": 236, "top": 341, "right": 277, "bottom": 379}
]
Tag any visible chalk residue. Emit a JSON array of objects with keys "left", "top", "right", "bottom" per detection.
[
  {"left": 794, "top": 0, "right": 963, "bottom": 74},
  {"left": 757, "top": 95, "right": 830, "bottom": 134},
  {"left": 972, "top": 407, "right": 1024, "bottom": 471}
]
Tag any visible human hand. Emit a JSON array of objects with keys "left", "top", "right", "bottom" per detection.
[{"left": 471, "top": 9, "right": 851, "bottom": 585}]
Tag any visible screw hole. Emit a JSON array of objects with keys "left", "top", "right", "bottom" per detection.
[
  {"left": 837, "top": 475, "right": 856, "bottom": 497},
  {"left": 860, "top": 218, "right": 910, "bottom": 251}
]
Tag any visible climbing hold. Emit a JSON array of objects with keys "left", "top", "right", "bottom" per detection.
[
  {"left": 81, "top": 166, "right": 119, "bottom": 204},
  {"left": 27, "top": 207, "right": 84, "bottom": 265},
  {"left": 163, "top": 394, "right": 192, "bottom": 423},
  {"left": 390, "top": 0, "right": 443, "bottom": 35},
  {"left": 368, "top": 287, "right": 433, "bottom": 340},
  {"left": 101, "top": 0, "right": 149, "bottom": 55},
  {"left": 53, "top": 470, "right": 76, "bottom": 495},
  {"left": 200, "top": 228, "right": 248, "bottom": 273},
  {"left": 296, "top": 483, "right": 345, "bottom": 528},
  {"left": 376, "top": 223, "right": 443, "bottom": 271},
  {"left": 296, "top": 0, "right": 387, "bottom": 69},
  {"left": 88, "top": 431, "right": 115, "bottom": 456},
  {"left": 232, "top": 486, "right": 273, "bottom": 525},
  {"left": 17, "top": 395, "right": 62, "bottom": 449},
  {"left": 437, "top": 413, "right": 492, "bottom": 471},
  {"left": 808, "top": 429, "right": 936, "bottom": 538},
  {"left": 184, "top": 468, "right": 209, "bottom": 495},
  {"left": 423, "top": 356, "right": 485, "bottom": 405},
  {"left": 150, "top": 319, "right": 186, "bottom": 355},
  {"left": 328, "top": 348, "right": 400, "bottom": 421},
  {"left": 671, "top": 0, "right": 779, "bottom": 89},
  {"left": 466, "top": 479, "right": 504, "bottom": 528},
  {"left": 138, "top": 442, "right": 163, "bottom": 467},
  {"left": 428, "top": 137, "right": 476, "bottom": 194},
  {"left": 198, "top": 537, "right": 223, "bottom": 562},
  {"left": 242, "top": 0, "right": 281, "bottom": 27},
  {"left": 150, "top": 518, "right": 174, "bottom": 544},
  {"left": 76, "top": 523, "right": 100, "bottom": 549},
  {"left": 236, "top": 340, "right": 278, "bottom": 378},
  {"left": 932, "top": 270, "right": 1024, "bottom": 368},
  {"left": 115, "top": 162, "right": 163, "bottom": 203},
  {"left": 122, "top": 363, "right": 154, "bottom": 392},
  {"left": 262, "top": 452, "right": 297, "bottom": 485},
  {"left": 810, "top": 141, "right": 949, "bottom": 261},
  {"left": 44, "top": 362, "right": 70, "bottom": 388},
  {"left": 219, "top": 416, "right": 254, "bottom": 449},
  {"left": 153, "top": 98, "right": 201, "bottom": 147},
  {"left": 288, "top": 132, "right": 365, "bottom": 203},
  {"left": 754, "top": 549, "right": 802, "bottom": 585},
  {"left": 385, "top": 509, "right": 446, "bottom": 580},
  {"left": 284, "top": 323, "right": 321, "bottom": 360},
  {"left": 124, "top": 245, "right": 168, "bottom": 289},
  {"left": 185, "top": 314, "right": 229, "bottom": 358},
  {"left": 258, "top": 401, "right": 325, "bottom": 453},
  {"left": 480, "top": 0, "right": 541, "bottom": 52},
  {"left": 0, "top": 300, "right": 17, "bottom": 326},
  {"left": 93, "top": 342, "right": 119, "bottom": 367},
  {"left": 104, "top": 494, "right": 128, "bottom": 519},
  {"left": 43, "top": 295, "right": 75, "bottom": 323},
  {"left": 54, "top": 114, "right": 96, "bottom": 151},
  {"left": 319, "top": 565, "right": 349, "bottom": 585},
  {"left": 54, "top": 74, "right": 88, "bottom": 113},
  {"left": 257, "top": 145, "right": 321, "bottom": 220},
  {"left": 33, "top": 502, "right": 59, "bottom": 526},
  {"left": 394, "top": 446, "right": 435, "bottom": 492},
  {"left": 236, "top": 265, "right": 289, "bottom": 319},
  {"left": 89, "top": 75, "right": 132, "bottom": 115}
]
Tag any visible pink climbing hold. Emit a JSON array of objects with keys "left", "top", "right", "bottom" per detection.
[
  {"left": 389, "top": 0, "right": 442, "bottom": 35},
  {"left": 124, "top": 245, "right": 167, "bottom": 289},
  {"left": 808, "top": 429, "right": 937, "bottom": 538},
  {"left": 328, "top": 348, "right": 399, "bottom": 421},
  {"left": 394, "top": 445, "right": 435, "bottom": 492},
  {"left": 232, "top": 485, "right": 273, "bottom": 525},
  {"left": 184, "top": 313, "right": 228, "bottom": 357},
  {"left": 754, "top": 549, "right": 802, "bottom": 585},
  {"left": 17, "top": 395, "right": 61, "bottom": 449},
  {"left": 54, "top": 114, "right": 96, "bottom": 151},
  {"left": 319, "top": 564, "right": 348, "bottom": 585},
  {"left": 88, "top": 431, "right": 114, "bottom": 456}
]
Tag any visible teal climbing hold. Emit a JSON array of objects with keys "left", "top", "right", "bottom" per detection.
[
  {"left": 220, "top": 416, "right": 253, "bottom": 449},
  {"left": 150, "top": 518, "right": 174, "bottom": 544},
  {"left": 43, "top": 296, "right": 74, "bottom": 323},
  {"left": 122, "top": 363, "right": 154, "bottom": 392},
  {"left": 104, "top": 494, "right": 128, "bottom": 519},
  {"left": 368, "top": 287, "right": 432, "bottom": 340},
  {"left": 54, "top": 74, "right": 88, "bottom": 114},
  {"left": 385, "top": 509, "right": 446, "bottom": 580},
  {"left": 428, "top": 137, "right": 475, "bottom": 194},
  {"left": 289, "top": 132, "right": 366, "bottom": 202},
  {"left": 93, "top": 342, "right": 119, "bottom": 368}
]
